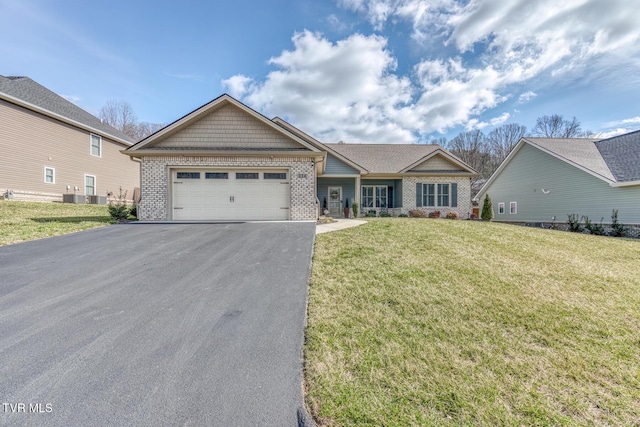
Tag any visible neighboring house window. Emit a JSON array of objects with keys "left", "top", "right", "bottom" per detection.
[
  {"left": 44, "top": 167, "right": 55, "bottom": 184},
  {"left": 416, "top": 182, "right": 458, "bottom": 208},
  {"left": 85, "top": 175, "right": 96, "bottom": 196},
  {"left": 498, "top": 202, "right": 505, "bottom": 214},
  {"left": 361, "top": 186, "right": 388, "bottom": 208},
  {"left": 90, "top": 134, "right": 101, "bottom": 157},
  {"left": 510, "top": 202, "right": 517, "bottom": 214}
]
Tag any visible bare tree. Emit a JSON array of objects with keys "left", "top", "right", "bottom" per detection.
[
  {"left": 134, "top": 122, "right": 165, "bottom": 140},
  {"left": 99, "top": 100, "right": 138, "bottom": 138},
  {"left": 487, "top": 123, "right": 527, "bottom": 168},
  {"left": 531, "top": 114, "right": 584, "bottom": 138},
  {"left": 447, "top": 130, "right": 491, "bottom": 184}
]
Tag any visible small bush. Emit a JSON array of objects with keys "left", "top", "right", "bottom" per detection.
[
  {"left": 352, "top": 202, "right": 359, "bottom": 218},
  {"left": 129, "top": 205, "right": 137, "bottom": 219},
  {"left": 108, "top": 187, "right": 129, "bottom": 221},
  {"left": 428, "top": 210, "right": 441, "bottom": 218},
  {"left": 583, "top": 215, "right": 605, "bottom": 235},
  {"left": 610, "top": 209, "right": 626, "bottom": 237},
  {"left": 567, "top": 214, "right": 582, "bottom": 232},
  {"left": 398, "top": 213, "right": 408, "bottom": 218},
  {"left": 446, "top": 211, "right": 460, "bottom": 220},
  {"left": 365, "top": 211, "right": 377, "bottom": 217},
  {"left": 470, "top": 213, "right": 478, "bottom": 220},
  {"left": 379, "top": 211, "right": 392, "bottom": 217},
  {"left": 408, "top": 209, "right": 426, "bottom": 218}
]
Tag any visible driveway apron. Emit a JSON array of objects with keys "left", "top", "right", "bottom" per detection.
[{"left": 0, "top": 222, "right": 315, "bottom": 426}]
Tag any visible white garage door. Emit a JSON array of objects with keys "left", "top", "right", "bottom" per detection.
[{"left": 172, "top": 169, "right": 290, "bottom": 220}]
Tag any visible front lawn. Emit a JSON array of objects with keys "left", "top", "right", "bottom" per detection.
[
  {"left": 306, "top": 219, "right": 640, "bottom": 426},
  {"left": 0, "top": 201, "right": 111, "bottom": 246}
]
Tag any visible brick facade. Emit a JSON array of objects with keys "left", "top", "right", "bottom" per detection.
[
  {"left": 402, "top": 176, "right": 473, "bottom": 218},
  {"left": 139, "top": 155, "right": 316, "bottom": 221}
]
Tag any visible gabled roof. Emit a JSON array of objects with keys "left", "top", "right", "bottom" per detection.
[
  {"left": 326, "top": 143, "right": 477, "bottom": 175},
  {"left": 595, "top": 130, "right": 640, "bottom": 183},
  {"left": 125, "top": 94, "right": 322, "bottom": 156},
  {"left": 272, "top": 118, "right": 367, "bottom": 174},
  {"left": 474, "top": 130, "right": 640, "bottom": 201},
  {"left": 0, "top": 75, "right": 133, "bottom": 145}
]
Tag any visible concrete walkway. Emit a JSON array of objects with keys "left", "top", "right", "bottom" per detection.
[{"left": 316, "top": 218, "right": 367, "bottom": 234}]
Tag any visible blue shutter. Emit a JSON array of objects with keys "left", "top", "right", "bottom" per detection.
[
  {"left": 416, "top": 183, "right": 423, "bottom": 207},
  {"left": 451, "top": 183, "right": 458, "bottom": 207}
]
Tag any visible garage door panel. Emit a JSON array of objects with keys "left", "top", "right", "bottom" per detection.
[{"left": 172, "top": 169, "right": 290, "bottom": 220}]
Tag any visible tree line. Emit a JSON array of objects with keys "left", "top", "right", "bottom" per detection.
[
  {"left": 439, "top": 114, "right": 596, "bottom": 188},
  {"left": 99, "top": 100, "right": 164, "bottom": 141}
]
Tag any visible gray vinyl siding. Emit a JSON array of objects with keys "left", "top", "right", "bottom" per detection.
[
  {"left": 486, "top": 143, "right": 640, "bottom": 224},
  {"left": 317, "top": 177, "right": 357, "bottom": 208},
  {"left": 324, "top": 153, "right": 359, "bottom": 175},
  {"left": 0, "top": 99, "right": 139, "bottom": 200}
]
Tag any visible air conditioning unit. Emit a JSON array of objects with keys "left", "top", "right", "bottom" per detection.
[
  {"left": 63, "top": 194, "right": 85, "bottom": 204},
  {"left": 88, "top": 195, "right": 107, "bottom": 205}
]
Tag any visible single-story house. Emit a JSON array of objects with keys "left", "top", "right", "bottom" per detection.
[
  {"left": 474, "top": 130, "right": 640, "bottom": 225},
  {"left": 0, "top": 75, "right": 139, "bottom": 202},
  {"left": 124, "top": 94, "right": 477, "bottom": 221}
]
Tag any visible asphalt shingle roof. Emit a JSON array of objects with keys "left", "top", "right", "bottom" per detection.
[
  {"left": 326, "top": 143, "right": 472, "bottom": 174},
  {"left": 0, "top": 75, "right": 133, "bottom": 143},
  {"left": 524, "top": 137, "right": 615, "bottom": 182},
  {"left": 595, "top": 130, "right": 640, "bottom": 182}
]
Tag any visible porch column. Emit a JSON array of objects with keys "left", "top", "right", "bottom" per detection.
[{"left": 355, "top": 175, "right": 361, "bottom": 217}]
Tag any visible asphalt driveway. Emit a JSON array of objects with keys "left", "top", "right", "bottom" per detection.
[{"left": 0, "top": 222, "right": 315, "bottom": 426}]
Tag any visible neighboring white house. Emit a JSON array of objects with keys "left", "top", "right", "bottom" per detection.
[
  {"left": 123, "top": 94, "right": 478, "bottom": 221},
  {"left": 474, "top": 130, "right": 640, "bottom": 225}
]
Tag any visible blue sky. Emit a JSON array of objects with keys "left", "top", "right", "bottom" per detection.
[{"left": 1, "top": 0, "right": 639, "bottom": 142}]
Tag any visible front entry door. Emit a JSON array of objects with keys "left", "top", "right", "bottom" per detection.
[{"left": 328, "top": 187, "right": 342, "bottom": 217}]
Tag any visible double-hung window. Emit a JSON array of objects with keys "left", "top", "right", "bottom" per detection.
[
  {"left": 498, "top": 202, "right": 505, "bottom": 214},
  {"left": 361, "top": 186, "right": 388, "bottom": 208},
  {"left": 85, "top": 175, "right": 96, "bottom": 196},
  {"left": 510, "top": 202, "right": 517, "bottom": 214},
  {"left": 44, "top": 167, "right": 55, "bottom": 184},
  {"left": 417, "top": 182, "right": 458, "bottom": 208},
  {"left": 90, "top": 134, "right": 101, "bottom": 157},
  {"left": 437, "top": 184, "right": 449, "bottom": 207}
]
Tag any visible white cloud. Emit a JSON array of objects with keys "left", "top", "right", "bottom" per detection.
[
  {"left": 223, "top": 31, "right": 414, "bottom": 143},
  {"left": 621, "top": 116, "right": 640, "bottom": 125},
  {"left": 222, "top": 1, "right": 640, "bottom": 143},
  {"left": 518, "top": 91, "right": 537, "bottom": 104},
  {"left": 59, "top": 94, "right": 81, "bottom": 104},
  {"left": 598, "top": 128, "right": 632, "bottom": 139}
]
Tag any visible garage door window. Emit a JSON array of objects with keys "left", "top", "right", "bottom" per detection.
[
  {"left": 236, "top": 173, "right": 258, "bottom": 179},
  {"left": 205, "top": 172, "right": 229, "bottom": 179},
  {"left": 264, "top": 173, "right": 286, "bottom": 179},
  {"left": 177, "top": 172, "right": 200, "bottom": 179}
]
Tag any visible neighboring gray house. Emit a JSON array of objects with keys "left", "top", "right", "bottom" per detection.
[
  {"left": 0, "top": 75, "right": 139, "bottom": 202},
  {"left": 124, "top": 94, "right": 478, "bottom": 221},
  {"left": 474, "top": 131, "right": 640, "bottom": 225}
]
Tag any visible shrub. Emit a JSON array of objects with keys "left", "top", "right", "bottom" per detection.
[
  {"left": 610, "top": 209, "right": 626, "bottom": 237},
  {"left": 129, "top": 205, "right": 137, "bottom": 219},
  {"left": 583, "top": 215, "right": 605, "bottom": 236},
  {"left": 352, "top": 202, "right": 359, "bottom": 218},
  {"left": 398, "top": 213, "right": 408, "bottom": 218},
  {"left": 446, "top": 211, "right": 460, "bottom": 220},
  {"left": 408, "top": 209, "right": 426, "bottom": 218},
  {"left": 470, "top": 213, "right": 478, "bottom": 220},
  {"left": 567, "top": 214, "right": 583, "bottom": 232},
  {"left": 379, "top": 211, "right": 392, "bottom": 217},
  {"left": 428, "top": 210, "right": 441, "bottom": 218},
  {"left": 108, "top": 187, "right": 129, "bottom": 221},
  {"left": 365, "top": 211, "right": 377, "bottom": 217},
  {"left": 481, "top": 194, "right": 494, "bottom": 221}
]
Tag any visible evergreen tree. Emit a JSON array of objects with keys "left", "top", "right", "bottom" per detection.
[{"left": 481, "top": 194, "right": 494, "bottom": 221}]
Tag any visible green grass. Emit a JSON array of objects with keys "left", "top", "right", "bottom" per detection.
[
  {"left": 0, "top": 201, "right": 112, "bottom": 246},
  {"left": 306, "top": 218, "right": 640, "bottom": 426}
]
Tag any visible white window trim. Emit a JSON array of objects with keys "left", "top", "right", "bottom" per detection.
[
  {"left": 90, "top": 133, "right": 102, "bottom": 157},
  {"left": 437, "top": 183, "right": 450, "bottom": 207},
  {"left": 44, "top": 166, "right": 55, "bottom": 184},
  {"left": 510, "top": 202, "right": 517, "bottom": 214},
  {"left": 498, "top": 202, "right": 505, "bottom": 214},
  {"left": 84, "top": 174, "right": 97, "bottom": 196},
  {"left": 361, "top": 185, "right": 388, "bottom": 208},
  {"left": 422, "top": 183, "right": 451, "bottom": 207}
]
